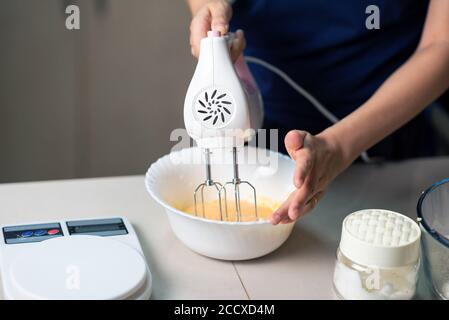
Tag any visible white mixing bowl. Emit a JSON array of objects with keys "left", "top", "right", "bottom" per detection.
[{"left": 145, "top": 146, "right": 296, "bottom": 260}]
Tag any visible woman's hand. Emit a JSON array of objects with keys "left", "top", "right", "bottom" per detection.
[
  {"left": 270, "top": 130, "right": 351, "bottom": 225},
  {"left": 189, "top": 0, "right": 246, "bottom": 61}
]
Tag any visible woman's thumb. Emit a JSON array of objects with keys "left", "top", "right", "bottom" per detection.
[{"left": 285, "top": 130, "right": 307, "bottom": 161}]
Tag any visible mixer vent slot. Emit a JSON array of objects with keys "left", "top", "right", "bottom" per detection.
[{"left": 196, "top": 88, "right": 234, "bottom": 127}]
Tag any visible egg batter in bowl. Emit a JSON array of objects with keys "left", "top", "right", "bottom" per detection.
[{"left": 181, "top": 198, "right": 280, "bottom": 222}]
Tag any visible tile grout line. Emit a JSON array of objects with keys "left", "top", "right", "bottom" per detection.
[{"left": 232, "top": 262, "right": 251, "bottom": 300}]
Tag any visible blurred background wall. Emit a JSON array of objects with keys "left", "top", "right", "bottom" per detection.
[
  {"left": 0, "top": 0, "right": 194, "bottom": 182},
  {"left": 1, "top": 0, "right": 449, "bottom": 183}
]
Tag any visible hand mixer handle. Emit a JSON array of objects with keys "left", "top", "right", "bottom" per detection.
[
  {"left": 234, "top": 54, "right": 264, "bottom": 134},
  {"left": 184, "top": 31, "right": 262, "bottom": 149},
  {"left": 225, "top": 32, "right": 263, "bottom": 133}
]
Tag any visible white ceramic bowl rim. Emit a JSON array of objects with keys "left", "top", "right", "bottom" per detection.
[{"left": 145, "top": 147, "right": 293, "bottom": 226}]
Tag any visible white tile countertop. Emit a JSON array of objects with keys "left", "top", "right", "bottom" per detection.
[{"left": 0, "top": 157, "right": 448, "bottom": 299}]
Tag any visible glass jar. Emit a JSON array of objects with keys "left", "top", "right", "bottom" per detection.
[
  {"left": 334, "top": 248, "right": 419, "bottom": 300},
  {"left": 333, "top": 209, "right": 421, "bottom": 300}
]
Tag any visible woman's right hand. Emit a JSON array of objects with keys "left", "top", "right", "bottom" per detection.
[{"left": 189, "top": 0, "right": 246, "bottom": 61}]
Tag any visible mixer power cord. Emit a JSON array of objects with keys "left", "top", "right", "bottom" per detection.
[{"left": 245, "top": 56, "right": 372, "bottom": 164}]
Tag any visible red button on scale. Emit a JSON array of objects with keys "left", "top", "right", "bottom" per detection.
[{"left": 47, "top": 229, "right": 59, "bottom": 235}]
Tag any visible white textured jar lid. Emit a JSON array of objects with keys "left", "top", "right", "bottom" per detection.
[{"left": 339, "top": 209, "right": 421, "bottom": 268}]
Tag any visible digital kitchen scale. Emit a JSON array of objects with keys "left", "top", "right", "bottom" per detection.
[{"left": 0, "top": 217, "right": 152, "bottom": 300}]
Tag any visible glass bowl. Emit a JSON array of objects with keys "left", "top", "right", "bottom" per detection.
[{"left": 417, "top": 178, "right": 449, "bottom": 299}]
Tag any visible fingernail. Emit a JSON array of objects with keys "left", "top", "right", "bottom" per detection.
[
  {"left": 295, "top": 178, "right": 303, "bottom": 189},
  {"left": 270, "top": 213, "right": 281, "bottom": 225},
  {"left": 289, "top": 207, "right": 299, "bottom": 220},
  {"left": 212, "top": 23, "right": 226, "bottom": 31}
]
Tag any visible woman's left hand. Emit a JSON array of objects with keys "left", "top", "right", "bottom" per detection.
[{"left": 270, "top": 130, "right": 351, "bottom": 225}]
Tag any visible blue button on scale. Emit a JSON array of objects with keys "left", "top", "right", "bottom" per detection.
[{"left": 21, "top": 231, "right": 33, "bottom": 238}]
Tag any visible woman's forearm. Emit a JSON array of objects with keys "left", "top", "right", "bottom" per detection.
[{"left": 322, "top": 42, "right": 449, "bottom": 163}]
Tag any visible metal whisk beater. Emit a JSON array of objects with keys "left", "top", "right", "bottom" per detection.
[
  {"left": 194, "top": 148, "right": 227, "bottom": 220},
  {"left": 193, "top": 147, "right": 258, "bottom": 222},
  {"left": 222, "top": 147, "right": 258, "bottom": 222}
]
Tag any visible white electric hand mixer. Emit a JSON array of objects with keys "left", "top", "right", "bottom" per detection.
[{"left": 184, "top": 31, "right": 263, "bottom": 221}]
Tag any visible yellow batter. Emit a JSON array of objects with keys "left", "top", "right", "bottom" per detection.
[{"left": 180, "top": 197, "right": 279, "bottom": 222}]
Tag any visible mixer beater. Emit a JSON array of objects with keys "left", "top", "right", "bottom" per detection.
[
  {"left": 193, "top": 147, "right": 258, "bottom": 222},
  {"left": 222, "top": 147, "right": 258, "bottom": 222},
  {"left": 193, "top": 148, "right": 227, "bottom": 220},
  {"left": 184, "top": 30, "right": 263, "bottom": 222}
]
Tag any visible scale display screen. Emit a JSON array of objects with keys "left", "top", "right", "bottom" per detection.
[
  {"left": 3, "top": 223, "right": 63, "bottom": 244},
  {"left": 67, "top": 218, "right": 128, "bottom": 236}
]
